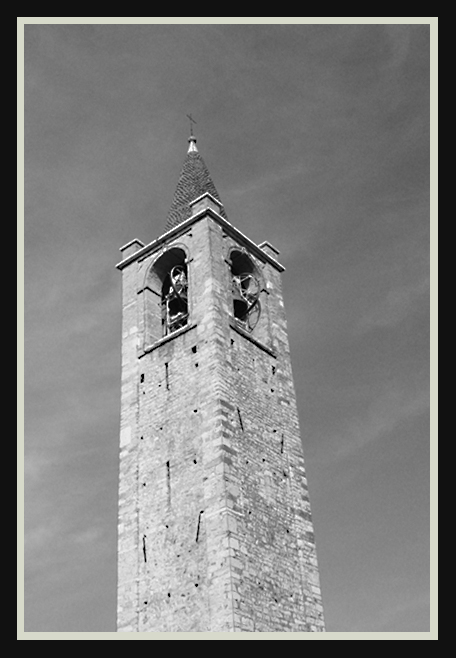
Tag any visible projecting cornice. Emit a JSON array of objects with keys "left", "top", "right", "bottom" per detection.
[{"left": 116, "top": 199, "right": 285, "bottom": 273}]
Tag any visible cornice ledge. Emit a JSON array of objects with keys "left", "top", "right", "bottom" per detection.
[
  {"left": 229, "top": 319, "right": 277, "bottom": 358},
  {"left": 116, "top": 207, "right": 285, "bottom": 272},
  {"left": 138, "top": 323, "right": 197, "bottom": 357}
]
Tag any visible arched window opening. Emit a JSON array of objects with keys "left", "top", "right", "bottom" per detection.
[
  {"left": 230, "top": 250, "right": 261, "bottom": 332},
  {"left": 144, "top": 247, "right": 189, "bottom": 344},
  {"left": 161, "top": 264, "right": 188, "bottom": 336}
]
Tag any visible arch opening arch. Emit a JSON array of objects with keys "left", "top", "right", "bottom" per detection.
[{"left": 229, "top": 249, "right": 262, "bottom": 333}]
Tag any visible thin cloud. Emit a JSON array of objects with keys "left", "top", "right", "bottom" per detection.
[
  {"left": 322, "top": 386, "right": 429, "bottom": 463},
  {"left": 385, "top": 25, "right": 413, "bottom": 71},
  {"left": 360, "top": 594, "right": 430, "bottom": 632},
  {"left": 357, "top": 275, "right": 429, "bottom": 333},
  {"left": 26, "top": 519, "right": 106, "bottom": 581},
  {"left": 25, "top": 451, "right": 55, "bottom": 484},
  {"left": 227, "top": 162, "right": 306, "bottom": 198},
  {"left": 25, "top": 523, "right": 56, "bottom": 555}
]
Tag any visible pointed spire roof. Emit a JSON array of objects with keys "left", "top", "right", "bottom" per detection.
[{"left": 165, "top": 135, "right": 226, "bottom": 232}]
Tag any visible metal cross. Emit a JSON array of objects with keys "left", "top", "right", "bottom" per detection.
[{"left": 186, "top": 113, "right": 197, "bottom": 136}]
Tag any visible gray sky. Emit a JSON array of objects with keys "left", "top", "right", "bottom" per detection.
[{"left": 22, "top": 20, "right": 434, "bottom": 635}]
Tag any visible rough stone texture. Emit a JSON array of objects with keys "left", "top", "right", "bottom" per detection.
[{"left": 117, "top": 213, "right": 325, "bottom": 632}]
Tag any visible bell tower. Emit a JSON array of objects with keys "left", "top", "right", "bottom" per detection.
[{"left": 116, "top": 134, "right": 325, "bottom": 632}]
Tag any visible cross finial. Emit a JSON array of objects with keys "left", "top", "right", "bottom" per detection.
[{"left": 187, "top": 113, "right": 197, "bottom": 137}]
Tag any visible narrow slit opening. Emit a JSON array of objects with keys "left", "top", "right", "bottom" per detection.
[
  {"left": 195, "top": 510, "right": 204, "bottom": 542},
  {"left": 237, "top": 407, "right": 244, "bottom": 432}
]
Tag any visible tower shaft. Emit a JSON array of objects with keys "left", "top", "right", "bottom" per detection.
[{"left": 116, "top": 152, "right": 325, "bottom": 633}]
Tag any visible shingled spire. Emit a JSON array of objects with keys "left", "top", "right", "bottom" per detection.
[{"left": 165, "top": 135, "right": 226, "bottom": 231}]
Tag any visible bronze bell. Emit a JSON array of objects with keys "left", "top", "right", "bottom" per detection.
[{"left": 232, "top": 278, "right": 249, "bottom": 320}]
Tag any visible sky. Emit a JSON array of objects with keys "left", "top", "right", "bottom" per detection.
[{"left": 21, "top": 20, "right": 435, "bottom": 637}]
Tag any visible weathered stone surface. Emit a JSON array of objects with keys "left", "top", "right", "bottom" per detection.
[{"left": 117, "top": 194, "right": 324, "bottom": 634}]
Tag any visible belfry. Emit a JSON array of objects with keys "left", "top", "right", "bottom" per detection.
[{"left": 116, "top": 132, "right": 325, "bottom": 632}]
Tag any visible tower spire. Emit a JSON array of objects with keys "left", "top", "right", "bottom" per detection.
[
  {"left": 117, "top": 132, "right": 325, "bottom": 633},
  {"left": 165, "top": 127, "right": 226, "bottom": 232}
]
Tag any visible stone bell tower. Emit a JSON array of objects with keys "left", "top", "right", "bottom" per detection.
[{"left": 116, "top": 133, "right": 325, "bottom": 633}]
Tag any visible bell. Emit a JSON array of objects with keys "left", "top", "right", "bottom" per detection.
[
  {"left": 167, "top": 283, "right": 187, "bottom": 303},
  {"left": 168, "top": 296, "right": 187, "bottom": 317},
  {"left": 232, "top": 277, "right": 249, "bottom": 320},
  {"left": 233, "top": 299, "right": 248, "bottom": 320},
  {"left": 177, "top": 288, "right": 188, "bottom": 303}
]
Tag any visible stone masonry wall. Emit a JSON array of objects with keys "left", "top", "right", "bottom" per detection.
[{"left": 117, "top": 213, "right": 325, "bottom": 632}]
